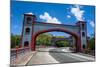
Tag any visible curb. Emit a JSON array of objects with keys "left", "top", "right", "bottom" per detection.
[{"left": 25, "top": 51, "right": 37, "bottom": 65}]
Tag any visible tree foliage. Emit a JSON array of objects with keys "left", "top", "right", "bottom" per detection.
[
  {"left": 89, "top": 37, "right": 95, "bottom": 50},
  {"left": 36, "top": 33, "right": 53, "bottom": 46},
  {"left": 11, "top": 34, "right": 21, "bottom": 48},
  {"left": 55, "top": 40, "right": 69, "bottom": 47},
  {"left": 36, "top": 33, "right": 69, "bottom": 47}
]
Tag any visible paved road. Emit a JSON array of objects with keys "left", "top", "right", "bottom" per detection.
[
  {"left": 26, "top": 47, "right": 59, "bottom": 65},
  {"left": 26, "top": 47, "right": 95, "bottom": 65},
  {"left": 49, "top": 48, "right": 95, "bottom": 63}
]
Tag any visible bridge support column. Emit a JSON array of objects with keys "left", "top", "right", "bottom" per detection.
[
  {"left": 31, "top": 38, "right": 36, "bottom": 51},
  {"left": 76, "top": 21, "right": 87, "bottom": 52},
  {"left": 75, "top": 37, "right": 82, "bottom": 52}
]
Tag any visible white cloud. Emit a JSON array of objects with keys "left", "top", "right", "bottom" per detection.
[
  {"left": 71, "top": 5, "right": 84, "bottom": 21},
  {"left": 39, "top": 12, "right": 61, "bottom": 24},
  {"left": 90, "top": 21, "right": 95, "bottom": 28},
  {"left": 67, "top": 15, "right": 71, "bottom": 18}
]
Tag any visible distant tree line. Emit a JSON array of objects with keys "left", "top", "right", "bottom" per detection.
[
  {"left": 11, "top": 33, "right": 77, "bottom": 48},
  {"left": 36, "top": 33, "right": 70, "bottom": 47},
  {"left": 55, "top": 40, "right": 69, "bottom": 47}
]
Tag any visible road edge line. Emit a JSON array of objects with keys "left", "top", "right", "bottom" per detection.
[{"left": 25, "top": 51, "right": 37, "bottom": 66}]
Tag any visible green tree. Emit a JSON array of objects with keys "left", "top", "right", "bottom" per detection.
[
  {"left": 11, "top": 34, "right": 21, "bottom": 48},
  {"left": 15, "top": 35, "right": 21, "bottom": 47},
  {"left": 36, "top": 33, "right": 53, "bottom": 46},
  {"left": 89, "top": 37, "right": 95, "bottom": 50},
  {"left": 11, "top": 34, "right": 16, "bottom": 48},
  {"left": 55, "top": 40, "right": 69, "bottom": 47},
  {"left": 36, "top": 33, "right": 71, "bottom": 47},
  {"left": 53, "top": 36, "right": 70, "bottom": 47}
]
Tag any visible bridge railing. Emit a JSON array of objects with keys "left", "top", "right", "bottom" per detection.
[{"left": 10, "top": 47, "right": 31, "bottom": 63}]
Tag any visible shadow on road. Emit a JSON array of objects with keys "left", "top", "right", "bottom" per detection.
[{"left": 37, "top": 50, "right": 75, "bottom": 53}]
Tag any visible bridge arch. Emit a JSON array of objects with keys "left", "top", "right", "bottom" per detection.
[
  {"left": 21, "top": 14, "right": 87, "bottom": 52},
  {"left": 31, "top": 28, "right": 81, "bottom": 52}
]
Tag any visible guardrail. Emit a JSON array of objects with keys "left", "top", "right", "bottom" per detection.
[{"left": 10, "top": 47, "right": 31, "bottom": 63}]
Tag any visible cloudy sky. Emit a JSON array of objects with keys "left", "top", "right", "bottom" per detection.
[{"left": 11, "top": 1, "right": 95, "bottom": 37}]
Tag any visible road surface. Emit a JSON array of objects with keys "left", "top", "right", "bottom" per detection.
[{"left": 26, "top": 47, "right": 95, "bottom": 65}]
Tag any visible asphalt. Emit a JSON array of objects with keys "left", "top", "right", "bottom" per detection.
[
  {"left": 26, "top": 51, "right": 59, "bottom": 65},
  {"left": 49, "top": 48, "right": 95, "bottom": 63},
  {"left": 26, "top": 47, "right": 95, "bottom": 65}
]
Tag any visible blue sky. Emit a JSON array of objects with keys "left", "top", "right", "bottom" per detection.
[{"left": 11, "top": 1, "right": 95, "bottom": 37}]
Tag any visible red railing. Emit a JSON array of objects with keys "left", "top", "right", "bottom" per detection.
[{"left": 10, "top": 47, "right": 31, "bottom": 62}]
